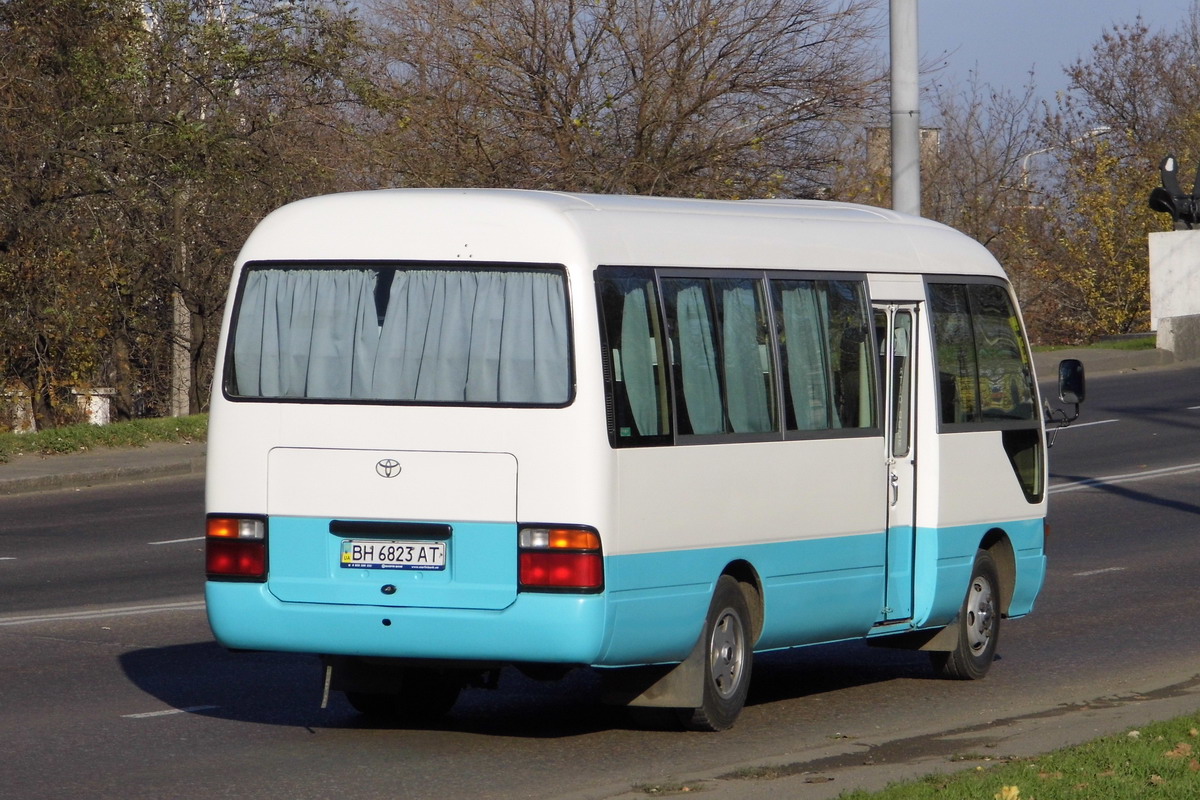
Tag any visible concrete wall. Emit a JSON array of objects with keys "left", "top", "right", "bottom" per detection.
[
  {"left": 1149, "top": 230, "right": 1200, "bottom": 330},
  {"left": 1149, "top": 230, "right": 1200, "bottom": 360},
  {"left": 1158, "top": 314, "right": 1200, "bottom": 362}
]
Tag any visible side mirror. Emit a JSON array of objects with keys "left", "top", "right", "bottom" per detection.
[{"left": 1058, "top": 359, "right": 1085, "bottom": 405}]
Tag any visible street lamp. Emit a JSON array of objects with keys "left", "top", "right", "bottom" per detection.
[{"left": 1020, "top": 126, "right": 1113, "bottom": 194}]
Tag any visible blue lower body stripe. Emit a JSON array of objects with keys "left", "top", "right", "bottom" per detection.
[{"left": 206, "top": 518, "right": 1044, "bottom": 667}]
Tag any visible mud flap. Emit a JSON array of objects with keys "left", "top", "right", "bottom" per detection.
[
  {"left": 601, "top": 633, "right": 706, "bottom": 708},
  {"left": 866, "top": 618, "right": 961, "bottom": 652}
]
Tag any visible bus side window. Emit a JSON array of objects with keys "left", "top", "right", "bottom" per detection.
[
  {"left": 928, "top": 283, "right": 979, "bottom": 424},
  {"left": 771, "top": 279, "right": 875, "bottom": 432},
  {"left": 713, "top": 278, "right": 776, "bottom": 434},
  {"left": 597, "top": 273, "right": 670, "bottom": 445},
  {"left": 928, "top": 279, "right": 1042, "bottom": 501},
  {"left": 969, "top": 284, "right": 1036, "bottom": 422},
  {"left": 928, "top": 281, "right": 1036, "bottom": 425},
  {"left": 662, "top": 278, "right": 727, "bottom": 436}
]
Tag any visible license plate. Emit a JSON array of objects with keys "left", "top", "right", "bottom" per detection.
[{"left": 340, "top": 540, "right": 447, "bottom": 571}]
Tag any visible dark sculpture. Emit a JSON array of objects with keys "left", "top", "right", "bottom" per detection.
[{"left": 1149, "top": 155, "right": 1200, "bottom": 228}]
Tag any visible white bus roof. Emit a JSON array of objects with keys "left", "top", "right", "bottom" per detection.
[{"left": 235, "top": 189, "right": 1007, "bottom": 280}]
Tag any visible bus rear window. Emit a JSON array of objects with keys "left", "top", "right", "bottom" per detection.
[{"left": 227, "top": 264, "right": 571, "bottom": 405}]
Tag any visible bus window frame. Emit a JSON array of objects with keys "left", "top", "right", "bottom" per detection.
[
  {"left": 596, "top": 265, "right": 882, "bottom": 449},
  {"left": 924, "top": 275, "right": 1040, "bottom": 434},
  {"left": 222, "top": 259, "right": 578, "bottom": 410}
]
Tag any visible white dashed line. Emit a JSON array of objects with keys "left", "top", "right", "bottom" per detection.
[
  {"left": 1050, "top": 462, "right": 1200, "bottom": 494},
  {"left": 0, "top": 600, "right": 205, "bottom": 627},
  {"left": 123, "top": 705, "right": 219, "bottom": 719},
  {"left": 1073, "top": 567, "right": 1126, "bottom": 578}
]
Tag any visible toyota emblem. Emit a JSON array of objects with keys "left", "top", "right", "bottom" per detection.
[{"left": 375, "top": 458, "right": 402, "bottom": 478}]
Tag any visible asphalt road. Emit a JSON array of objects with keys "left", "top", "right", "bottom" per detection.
[{"left": 1, "top": 363, "right": 1198, "bottom": 800}]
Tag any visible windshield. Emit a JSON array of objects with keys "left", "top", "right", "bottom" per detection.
[{"left": 227, "top": 264, "right": 571, "bottom": 405}]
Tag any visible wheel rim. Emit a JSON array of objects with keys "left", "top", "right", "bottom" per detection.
[
  {"left": 709, "top": 607, "right": 746, "bottom": 700},
  {"left": 964, "top": 574, "right": 996, "bottom": 655}
]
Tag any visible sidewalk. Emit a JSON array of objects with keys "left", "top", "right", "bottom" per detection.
[
  {"left": 1031, "top": 345, "right": 1177, "bottom": 379},
  {"left": 0, "top": 440, "right": 206, "bottom": 496}
]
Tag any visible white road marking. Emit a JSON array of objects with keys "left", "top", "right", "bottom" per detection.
[
  {"left": 0, "top": 600, "right": 205, "bottom": 627},
  {"left": 148, "top": 536, "right": 204, "bottom": 546},
  {"left": 122, "top": 705, "right": 219, "bottom": 719},
  {"left": 1050, "top": 462, "right": 1200, "bottom": 494},
  {"left": 1073, "top": 567, "right": 1126, "bottom": 578},
  {"left": 1052, "top": 418, "right": 1119, "bottom": 430},
  {"left": 0, "top": 557, "right": 16, "bottom": 561}
]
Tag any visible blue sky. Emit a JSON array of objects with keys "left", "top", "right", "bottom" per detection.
[{"left": 918, "top": 0, "right": 1188, "bottom": 102}]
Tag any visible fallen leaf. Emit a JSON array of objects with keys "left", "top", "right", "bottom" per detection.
[{"left": 1165, "top": 743, "right": 1193, "bottom": 759}]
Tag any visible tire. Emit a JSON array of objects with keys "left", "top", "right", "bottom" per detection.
[
  {"left": 931, "top": 549, "right": 1000, "bottom": 680},
  {"left": 345, "top": 667, "right": 463, "bottom": 724},
  {"left": 678, "top": 576, "right": 754, "bottom": 731}
]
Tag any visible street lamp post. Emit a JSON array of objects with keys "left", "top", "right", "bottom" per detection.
[{"left": 890, "top": 0, "right": 920, "bottom": 216}]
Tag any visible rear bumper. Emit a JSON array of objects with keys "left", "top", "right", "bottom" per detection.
[{"left": 205, "top": 581, "right": 608, "bottom": 664}]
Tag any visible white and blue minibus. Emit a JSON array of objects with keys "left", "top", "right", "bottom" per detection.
[{"left": 205, "top": 189, "right": 1076, "bottom": 730}]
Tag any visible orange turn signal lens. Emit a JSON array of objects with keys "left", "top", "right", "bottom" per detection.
[{"left": 207, "top": 517, "right": 265, "bottom": 540}]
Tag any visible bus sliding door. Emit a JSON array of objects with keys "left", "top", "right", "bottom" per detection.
[{"left": 876, "top": 303, "right": 918, "bottom": 622}]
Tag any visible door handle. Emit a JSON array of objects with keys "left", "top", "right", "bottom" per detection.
[{"left": 890, "top": 471, "right": 899, "bottom": 506}]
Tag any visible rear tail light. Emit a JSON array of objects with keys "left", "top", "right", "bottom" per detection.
[
  {"left": 518, "top": 525, "right": 603, "bottom": 592},
  {"left": 206, "top": 515, "right": 267, "bottom": 581}
]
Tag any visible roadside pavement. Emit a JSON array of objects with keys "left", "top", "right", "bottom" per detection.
[
  {"left": 0, "top": 440, "right": 205, "bottom": 496},
  {"left": 1031, "top": 344, "right": 1176, "bottom": 378},
  {"left": 0, "top": 346, "right": 1183, "bottom": 498}
]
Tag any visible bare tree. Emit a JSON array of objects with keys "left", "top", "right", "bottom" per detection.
[{"left": 368, "top": 0, "right": 886, "bottom": 198}]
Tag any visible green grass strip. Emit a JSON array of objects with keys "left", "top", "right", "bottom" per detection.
[
  {"left": 835, "top": 714, "right": 1200, "bottom": 799},
  {"left": 0, "top": 415, "right": 207, "bottom": 463}
]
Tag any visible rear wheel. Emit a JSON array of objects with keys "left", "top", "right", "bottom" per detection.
[
  {"left": 931, "top": 549, "right": 1000, "bottom": 680},
  {"left": 678, "top": 576, "right": 753, "bottom": 731}
]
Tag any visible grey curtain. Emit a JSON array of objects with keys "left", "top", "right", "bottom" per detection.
[
  {"left": 720, "top": 284, "right": 772, "bottom": 433},
  {"left": 619, "top": 287, "right": 660, "bottom": 435},
  {"left": 234, "top": 268, "right": 379, "bottom": 398},
  {"left": 780, "top": 283, "right": 838, "bottom": 429},
  {"left": 674, "top": 283, "right": 724, "bottom": 434},
  {"left": 370, "top": 270, "right": 568, "bottom": 403}
]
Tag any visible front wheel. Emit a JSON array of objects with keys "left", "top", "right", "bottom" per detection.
[
  {"left": 931, "top": 549, "right": 1000, "bottom": 680},
  {"left": 678, "top": 576, "right": 754, "bottom": 731}
]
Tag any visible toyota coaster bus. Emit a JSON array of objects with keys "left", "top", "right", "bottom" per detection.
[{"left": 204, "top": 189, "right": 1081, "bottom": 730}]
